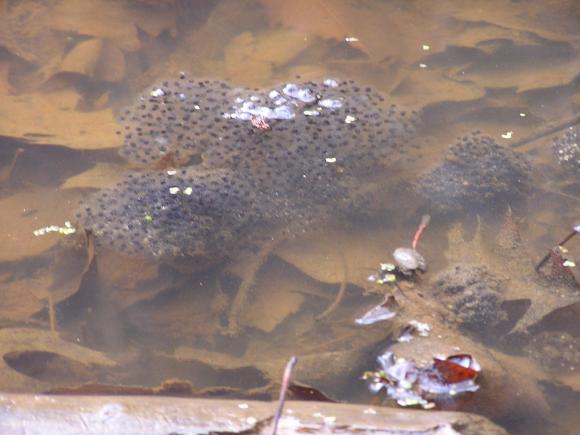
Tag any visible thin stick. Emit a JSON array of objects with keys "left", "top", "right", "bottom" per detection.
[
  {"left": 535, "top": 226, "right": 579, "bottom": 271},
  {"left": 510, "top": 115, "right": 580, "bottom": 148},
  {"left": 272, "top": 356, "right": 297, "bottom": 435},
  {"left": 412, "top": 214, "right": 431, "bottom": 250},
  {"left": 0, "top": 148, "right": 24, "bottom": 184},
  {"left": 315, "top": 252, "right": 348, "bottom": 321},
  {"left": 48, "top": 294, "right": 56, "bottom": 333},
  {"left": 226, "top": 237, "right": 281, "bottom": 335}
]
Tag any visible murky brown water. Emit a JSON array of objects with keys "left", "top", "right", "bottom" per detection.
[{"left": 0, "top": 1, "right": 579, "bottom": 433}]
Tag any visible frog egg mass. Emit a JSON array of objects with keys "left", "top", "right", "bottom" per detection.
[{"left": 77, "top": 76, "right": 420, "bottom": 261}]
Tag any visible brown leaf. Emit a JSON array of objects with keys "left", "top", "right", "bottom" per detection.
[
  {"left": 57, "top": 39, "right": 126, "bottom": 83},
  {"left": 275, "top": 225, "right": 399, "bottom": 286},
  {"left": 46, "top": 378, "right": 194, "bottom": 396},
  {"left": 49, "top": 0, "right": 177, "bottom": 51},
  {"left": 261, "top": 0, "right": 445, "bottom": 63},
  {"left": 60, "top": 162, "right": 126, "bottom": 190},
  {"left": 0, "top": 328, "right": 114, "bottom": 392},
  {"left": 0, "top": 90, "right": 121, "bottom": 150}
]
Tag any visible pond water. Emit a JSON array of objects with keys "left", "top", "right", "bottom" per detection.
[{"left": 0, "top": 1, "right": 578, "bottom": 433}]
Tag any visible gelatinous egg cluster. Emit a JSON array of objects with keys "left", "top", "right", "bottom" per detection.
[
  {"left": 78, "top": 76, "right": 419, "bottom": 261},
  {"left": 417, "top": 133, "right": 531, "bottom": 209},
  {"left": 552, "top": 127, "right": 579, "bottom": 174}
]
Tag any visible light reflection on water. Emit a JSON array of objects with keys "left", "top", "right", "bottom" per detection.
[{"left": 0, "top": 1, "right": 578, "bottom": 433}]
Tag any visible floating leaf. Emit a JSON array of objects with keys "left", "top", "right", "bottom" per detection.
[{"left": 355, "top": 295, "right": 398, "bottom": 326}]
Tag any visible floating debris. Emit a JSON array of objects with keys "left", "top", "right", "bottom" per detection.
[
  {"left": 355, "top": 295, "right": 399, "bottom": 325},
  {"left": 363, "top": 352, "right": 481, "bottom": 409},
  {"left": 367, "top": 262, "right": 398, "bottom": 284},
  {"left": 397, "top": 320, "right": 431, "bottom": 342},
  {"left": 393, "top": 247, "right": 427, "bottom": 275},
  {"left": 501, "top": 131, "right": 513, "bottom": 139},
  {"left": 33, "top": 221, "right": 76, "bottom": 237}
]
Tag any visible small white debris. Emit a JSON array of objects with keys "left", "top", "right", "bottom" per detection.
[
  {"left": 303, "top": 109, "right": 320, "bottom": 116},
  {"left": 323, "top": 416, "right": 337, "bottom": 423},
  {"left": 237, "top": 403, "right": 249, "bottom": 409},
  {"left": 323, "top": 78, "right": 339, "bottom": 87},
  {"left": 419, "top": 63, "right": 428, "bottom": 69},
  {"left": 150, "top": 88, "right": 165, "bottom": 97},
  {"left": 246, "top": 417, "right": 257, "bottom": 425},
  {"left": 193, "top": 104, "right": 201, "bottom": 110},
  {"left": 519, "top": 113, "right": 526, "bottom": 117},
  {"left": 183, "top": 187, "right": 193, "bottom": 196},
  {"left": 563, "top": 260, "right": 576, "bottom": 267},
  {"left": 344, "top": 115, "right": 357, "bottom": 124},
  {"left": 345, "top": 36, "right": 359, "bottom": 42},
  {"left": 363, "top": 408, "right": 377, "bottom": 415},
  {"left": 33, "top": 221, "right": 76, "bottom": 237},
  {"left": 422, "top": 44, "right": 430, "bottom": 51},
  {"left": 409, "top": 320, "right": 431, "bottom": 336},
  {"left": 166, "top": 170, "right": 177, "bottom": 175},
  {"left": 318, "top": 98, "right": 342, "bottom": 109},
  {"left": 501, "top": 131, "right": 514, "bottom": 139},
  {"left": 268, "top": 90, "right": 280, "bottom": 99},
  {"left": 169, "top": 187, "right": 180, "bottom": 194},
  {"left": 313, "top": 412, "right": 325, "bottom": 418},
  {"left": 325, "top": 157, "right": 337, "bottom": 163}
]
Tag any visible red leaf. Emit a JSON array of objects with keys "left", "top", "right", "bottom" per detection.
[{"left": 433, "top": 356, "right": 479, "bottom": 384}]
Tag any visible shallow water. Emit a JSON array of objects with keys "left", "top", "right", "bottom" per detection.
[{"left": 0, "top": 1, "right": 579, "bottom": 433}]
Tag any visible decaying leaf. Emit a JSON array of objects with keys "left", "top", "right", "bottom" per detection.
[
  {"left": 260, "top": 0, "right": 442, "bottom": 64},
  {"left": 55, "top": 38, "right": 126, "bottom": 83},
  {"left": 49, "top": 0, "right": 178, "bottom": 51},
  {"left": 0, "top": 90, "right": 121, "bottom": 150},
  {"left": 60, "top": 162, "right": 127, "bottom": 190},
  {"left": 275, "top": 225, "right": 400, "bottom": 287},
  {"left": 0, "top": 0, "right": 68, "bottom": 66},
  {"left": 0, "top": 328, "right": 115, "bottom": 392},
  {"left": 385, "top": 319, "right": 550, "bottom": 420},
  {"left": 46, "top": 378, "right": 195, "bottom": 396},
  {"left": 442, "top": 221, "right": 580, "bottom": 333},
  {"left": 224, "top": 29, "right": 310, "bottom": 86}
]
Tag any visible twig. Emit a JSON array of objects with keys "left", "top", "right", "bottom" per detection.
[
  {"left": 226, "top": 236, "right": 281, "bottom": 335},
  {"left": 315, "top": 252, "right": 348, "bottom": 321},
  {"left": 510, "top": 115, "right": 580, "bottom": 149},
  {"left": 535, "top": 223, "right": 580, "bottom": 271},
  {"left": 412, "top": 214, "right": 431, "bottom": 250},
  {"left": 48, "top": 294, "right": 56, "bottom": 333},
  {"left": 272, "top": 356, "right": 297, "bottom": 435},
  {"left": 0, "top": 148, "right": 24, "bottom": 184}
]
